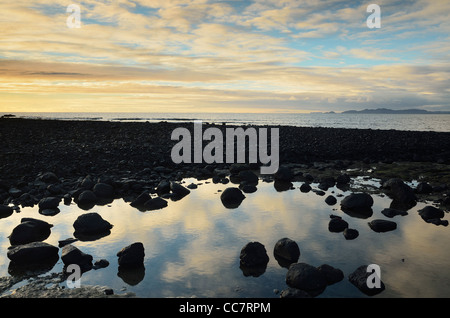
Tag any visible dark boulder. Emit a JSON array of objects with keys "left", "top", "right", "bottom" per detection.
[
  {"left": 328, "top": 216, "right": 348, "bottom": 232},
  {"left": 299, "top": 183, "right": 311, "bottom": 193},
  {"left": 61, "top": 244, "right": 93, "bottom": 272},
  {"left": 317, "top": 264, "right": 344, "bottom": 285},
  {"left": 273, "top": 238, "right": 300, "bottom": 265},
  {"left": 7, "top": 242, "right": 59, "bottom": 264},
  {"left": 9, "top": 218, "right": 53, "bottom": 245},
  {"left": 73, "top": 212, "right": 113, "bottom": 240},
  {"left": 349, "top": 265, "right": 385, "bottom": 296},
  {"left": 240, "top": 241, "right": 269, "bottom": 268},
  {"left": 274, "top": 165, "right": 294, "bottom": 182},
  {"left": 117, "top": 242, "right": 145, "bottom": 268},
  {"left": 285, "top": 263, "right": 327, "bottom": 296},
  {"left": 340, "top": 193, "right": 373, "bottom": 218},
  {"left": 418, "top": 206, "right": 447, "bottom": 225},
  {"left": 343, "top": 228, "right": 359, "bottom": 240},
  {"left": 368, "top": 219, "right": 397, "bottom": 232},
  {"left": 325, "top": 195, "right": 337, "bottom": 205},
  {"left": 0, "top": 204, "right": 14, "bottom": 219},
  {"left": 38, "top": 197, "right": 60, "bottom": 210},
  {"left": 93, "top": 183, "right": 115, "bottom": 198},
  {"left": 381, "top": 208, "right": 408, "bottom": 218},
  {"left": 170, "top": 181, "right": 190, "bottom": 198},
  {"left": 415, "top": 182, "right": 433, "bottom": 194},
  {"left": 143, "top": 196, "right": 168, "bottom": 211},
  {"left": 77, "top": 190, "right": 97, "bottom": 209},
  {"left": 383, "top": 178, "right": 417, "bottom": 210},
  {"left": 220, "top": 187, "right": 245, "bottom": 208}
]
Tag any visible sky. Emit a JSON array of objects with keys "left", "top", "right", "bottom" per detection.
[{"left": 0, "top": 0, "right": 449, "bottom": 113}]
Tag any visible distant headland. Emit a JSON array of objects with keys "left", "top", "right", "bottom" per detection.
[{"left": 312, "top": 108, "right": 450, "bottom": 114}]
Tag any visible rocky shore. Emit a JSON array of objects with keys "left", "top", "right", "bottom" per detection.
[{"left": 0, "top": 117, "right": 450, "bottom": 297}]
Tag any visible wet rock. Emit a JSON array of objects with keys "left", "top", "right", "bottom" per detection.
[
  {"left": 7, "top": 242, "right": 59, "bottom": 264},
  {"left": 279, "top": 288, "right": 311, "bottom": 298},
  {"left": 143, "top": 196, "right": 168, "bottom": 211},
  {"left": 325, "top": 195, "right": 337, "bottom": 205},
  {"left": 38, "top": 172, "right": 59, "bottom": 184},
  {"left": 93, "top": 259, "right": 110, "bottom": 269},
  {"left": 383, "top": 178, "right": 417, "bottom": 210},
  {"left": 130, "top": 192, "right": 151, "bottom": 209},
  {"left": 285, "top": 263, "right": 327, "bottom": 297},
  {"left": 0, "top": 205, "right": 14, "bottom": 219},
  {"left": 274, "top": 165, "right": 294, "bottom": 182},
  {"left": 220, "top": 187, "right": 245, "bottom": 208},
  {"left": 93, "top": 183, "right": 115, "bottom": 198},
  {"left": 418, "top": 206, "right": 446, "bottom": 225},
  {"left": 328, "top": 215, "right": 348, "bottom": 232},
  {"left": 73, "top": 212, "right": 113, "bottom": 240},
  {"left": 415, "top": 182, "right": 433, "bottom": 194},
  {"left": 349, "top": 265, "right": 385, "bottom": 296},
  {"left": 77, "top": 190, "right": 97, "bottom": 209},
  {"left": 340, "top": 193, "right": 373, "bottom": 218},
  {"left": 238, "top": 170, "right": 259, "bottom": 185},
  {"left": 241, "top": 184, "right": 257, "bottom": 193},
  {"left": 381, "top": 208, "right": 408, "bottom": 218},
  {"left": 273, "top": 238, "right": 300, "bottom": 265},
  {"left": 170, "top": 181, "right": 190, "bottom": 198},
  {"left": 368, "top": 219, "right": 397, "bottom": 232},
  {"left": 9, "top": 218, "right": 53, "bottom": 245},
  {"left": 58, "top": 237, "right": 78, "bottom": 248},
  {"left": 240, "top": 242, "right": 269, "bottom": 268},
  {"left": 38, "top": 197, "right": 60, "bottom": 210},
  {"left": 61, "top": 244, "right": 93, "bottom": 272},
  {"left": 156, "top": 180, "right": 170, "bottom": 196},
  {"left": 317, "top": 264, "right": 344, "bottom": 285},
  {"left": 343, "top": 228, "right": 359, "bottom": 240},
  {"left": 336, "top": 174, "right": 351, "bottom": 185},
  {"left": 117, "top": 242, "right": 145, "bottom": 268},
  {"left": 299, "top": 183, "right": 311, "bottom": 193}
]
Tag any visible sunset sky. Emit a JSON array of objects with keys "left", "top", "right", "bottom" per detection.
[{"left": 1, "top": 0, "right": 449, "bottom": 113}]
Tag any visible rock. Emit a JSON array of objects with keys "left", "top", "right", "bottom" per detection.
[
  {"left": 328, "top": 216, "right": 349, "bottom": 232},
  {"left": 93, "top": 259, "right": 110, "bottom": 269},
  {"left": 368, "top": 219, "right": 397, "bottom": 232},
  {"left": 156, "top": 180, "right": 170, "bottom": 195},
  {"left": 273, "top": 238, "right": 300, "bottom": 264},
  {"left": 38, "top": 197, "right": 60, "bottom": 210},
  {"left": 343, "top": 228, "right": 359, "bottom": 240},
  {"left": 299, "top": 183, "right": 311, "bottom": 193},
  {"left": 77, "top": 190, "right": 97, "bottom": 207},
  {"left": 61, "top": 244, "right": 93, "bottom": 271},
  {"left": 186, "top": 183, "right": 198, "bottom": 189},
  {"left": 285, "top": 263, "right": 327, "bottom": 296},
  {"left": 73, "top": 212, "right": 113, "bottom": 239},
  {"left": 239, "top": 242, "right": 269, "bottom": 268},
  {"left": 415, "top": 182, "right": 433, "bottom": 194},
  {"left": 38, "top": 172, "right": 59, "bottom": 184},
  {"left": 317, "top": 264, "right": 344, "bottom": 285},
  {"left": 381, "top": 208, "right": 408, "bottom": 218},
  {"left": 7, "top": 242, "right": 59, "bottom": 264},
  {"left": 348, "top": 265, "right": 385, "bottom": 296},
  {"left": 80, "top": 176, "right": 95, "bottom": 190},
  {"left": 336, "top": 174, "right": 351, "bottom": 185},
  {"left": 220, "top": 187, "right": 245, "bottom": 208},
  {"left": 279, "top": 288, "right": 311, "bottom": 298},
  {"left": 143, "top": 197, "right": 168, "bottom": 211},
  {"left": 383, "top": 178, "right": 417, "bottom": 210},
  {"left": 340, "top": 193, "right": 373, "bottom": 218},
  {"left": 130, "top": 192, "right": 152, "bottom": 209},
  {"left": 93, "top": 183, "right": 115, "bottom": 198},
  {"left": 274, "top": 165, "right": 294, "bottom": 182},
  {"left": 117, "top": 242, "right": 145, "bottom": 268},
  {"left": 325, "top": 195, "right": 337, "bottom": 205},
  {"left": 238, "top": 170, "right": 258, "bottom": 184},
  {"left": 241, "top": 184, "right": 257, "bottom": 193},
  {"left": 9, "top": 218, "right": 53, "bottom": 245},
  {"left": 58, "top": 237, "right": 79, "bottom": 248},
  {"left": 170, "top": 181, "right": 190, "bottom": 197},
  {"left": 418, "top": 206, "right": 445, "bottom": 221},
  {"left": 0, "top": 204, "right": 14, "bottom": 219}
]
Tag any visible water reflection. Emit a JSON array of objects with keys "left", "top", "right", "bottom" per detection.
[{"left": 0, "top": 176, "right": 449, "bottom": 298}]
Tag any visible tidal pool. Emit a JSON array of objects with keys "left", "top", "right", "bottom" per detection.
[{"left": 1, "top": 176, "right": 449, "bottom": 298}]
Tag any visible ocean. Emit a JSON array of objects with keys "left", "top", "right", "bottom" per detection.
[{"left": 3, "top": 112, "right": 450, "bottom": 132}]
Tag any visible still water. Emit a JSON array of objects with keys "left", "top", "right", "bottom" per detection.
[{"left": 1, "top": 176, "right": 449, "bottom": 298}]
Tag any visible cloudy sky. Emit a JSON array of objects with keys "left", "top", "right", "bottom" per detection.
[{"left": 1, "top": 0, "right": 449, "bottom": 113}]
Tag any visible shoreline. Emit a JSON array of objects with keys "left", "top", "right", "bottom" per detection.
[{"left": 0, "top": 117, "right": 449, "bottom": 298}]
